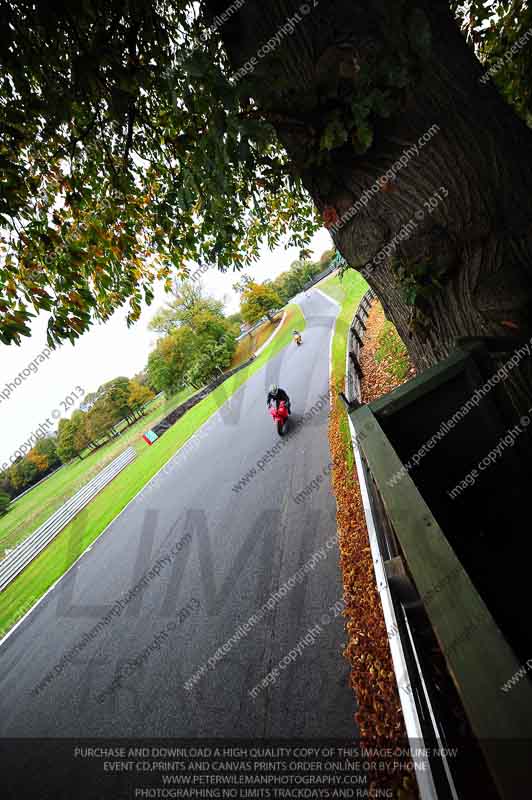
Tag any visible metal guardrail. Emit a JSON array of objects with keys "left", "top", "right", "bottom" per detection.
[
  {"left": 236, "top": 312, "right": 284, "bottom": 342},
  {"left": 350, "top": 405, "right": 532, "bottom": 799},
  {"left": 343, "top": 291, "right": 454, "bottom": 798},
  {"left": 0, "top": 447, "right": 136, "bottom": 592},
  {"left": 300, "top": 262, "right": 337, "bottom": 291},
  {"left": 345, "top": 287, "right": 376, "bottom": 403},
  {"left": 349, "top": 425, "right": 442, "bottom": 800},
  {"left": 346, "top": 325, "right": 532, "bottom": 797}
]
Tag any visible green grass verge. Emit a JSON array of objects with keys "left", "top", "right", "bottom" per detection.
[
  {"left": 318, "top": 271, "right": 347, "bottom": 305},
  {"left": 0, "top": 304, "right": 305, "bottom": 638},
  {"left": 0, "top": 388, "right": 195, "bottom": 559},
  {"left": 322, "top": 271, "right": 369, "bottom": 380},
  {"left": 375, "top": 320, "right": 410, "bottom": 381},
  {"left": 323, "top": 271, "right": 368, "bottom": 470}
]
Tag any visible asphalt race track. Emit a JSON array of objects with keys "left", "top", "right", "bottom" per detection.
[{"left": 0, "top": 291, "right": 356, "bottom": 743}]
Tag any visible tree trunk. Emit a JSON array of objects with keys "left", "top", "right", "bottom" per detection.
[{"left": 206, "top": 0, "right": 532, "bottom": 417}]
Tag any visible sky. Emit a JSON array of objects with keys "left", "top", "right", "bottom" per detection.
[{"left": 0, "top": 228, "right": 332, "bottom": 467}]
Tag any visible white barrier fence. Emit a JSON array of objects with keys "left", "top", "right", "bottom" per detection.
[{"left": 0, "top": 447, "right": 136, "bottom": 592}]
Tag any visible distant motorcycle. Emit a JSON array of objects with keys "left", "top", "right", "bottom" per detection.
[
  {"left": 269, "top": 400, "right": 289, "bottom": 436},
  {"left": 294, "top": 334, "right": 302, "bottom": 346}
]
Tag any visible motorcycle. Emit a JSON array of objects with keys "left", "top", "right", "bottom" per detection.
[
  {"left": 294, "top": 334, "right": 302, "bottom": 346},
  {"left": 269, "top": 400, "right": 289, "bottom": 436}
]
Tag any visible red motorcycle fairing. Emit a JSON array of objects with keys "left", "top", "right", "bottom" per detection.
[
  {"left": 269, "top": 399, "right": 289, "bottom": 436},
  {"left": 269, "top": 400, "right": 289, "bottom": 423}
]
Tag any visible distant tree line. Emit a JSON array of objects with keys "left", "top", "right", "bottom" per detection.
[
  {"left": 56, "top": 376, "right": 155, "bottom": 462},
  {"left": 0, "top": 435, "right": 61, "bottom": 513},
  {"left": 271, "top": 249, "right": 335, "bottom": 304},
  {"left": 0, "top": 376, "right": 154, "bottom": 510},
  {"left": 234, "top": 249, "right": 335, "bottom": 326}
]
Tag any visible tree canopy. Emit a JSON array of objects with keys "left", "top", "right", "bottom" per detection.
[
  {"left": 239, "top": 281, "right": 282, "bottom": 324},
  {"left": 147, "top": 325, "right": 198, "bottom": 395},
  {"left": 148, "top": 279, "right": 225, "bottom": 334},
  {"left": 0, "top": 0, "right": 317, "bottom": 346},
  {"left": 453, "top": 1, "right": 532, "bottom": 125},
  {"left": 271, "top": 255, "right": 329, "bottom": 303},
  {"left": 56, "top": 376, "right": 155, "bottom": 463},
  {"left": 0, "top": 491, "right": 10, "bottom": 516},
  {"left": 146, "top": 282, "right": 237, "bottom": 394}
]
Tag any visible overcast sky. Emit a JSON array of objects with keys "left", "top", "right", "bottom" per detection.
[{"left": 0, "top": 228, "right": 332, "bottom": 467}]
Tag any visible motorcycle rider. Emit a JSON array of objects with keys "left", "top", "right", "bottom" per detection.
[
  {"left": 267, "top": 384, "right": 291, "bottom": 414},
  {"left": 293, "top": 329, "right": 302, "bottom": 344}
]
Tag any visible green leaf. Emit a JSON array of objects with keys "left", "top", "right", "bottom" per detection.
[
  {"left": 320, "top": 114, "right": 349, "bottom": 151},
  {"left": 352, "top": 122, "right": 373, "bottom": 153},
  {"left": 408, "top": 8, "right": 432, "bottom": 59}
]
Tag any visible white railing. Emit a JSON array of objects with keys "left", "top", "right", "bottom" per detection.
[
  {"left": 0, "top": 447, "right": 136, "bottom": 592},
  {"left": 343, "top": 295, "right": 442, "bottom": 799}
]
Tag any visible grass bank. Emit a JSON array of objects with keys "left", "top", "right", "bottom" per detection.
[
  {"left": 320, "top": 270, "right": 368, "bottom": 471},
  {"left": 375, "top": 320, "right": 410, "bottom": 381},
  {"left": 0, "top": 304, "right": 305, "bottom": 638},
  {"left": 0, "top": 388, "right": 195, "bottom": 560}
]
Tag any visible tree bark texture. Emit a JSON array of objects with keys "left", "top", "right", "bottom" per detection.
[{"left": 206, "top": 0, "right": 532, "bottom": 417}]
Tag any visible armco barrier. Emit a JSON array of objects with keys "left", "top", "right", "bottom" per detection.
[
  {"left": 150, "top": 355, "right": 256, "bottom": 439},
  {"left": 236, "top": 313, "right": 283, "bottom": 342},
  {"left": 0, "top": 447, "right": 136, "bottom": 592}
]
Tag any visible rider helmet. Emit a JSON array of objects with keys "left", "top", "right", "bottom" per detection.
[{"left": 269, "top": 384, "right": 279, "bottom": 397}]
